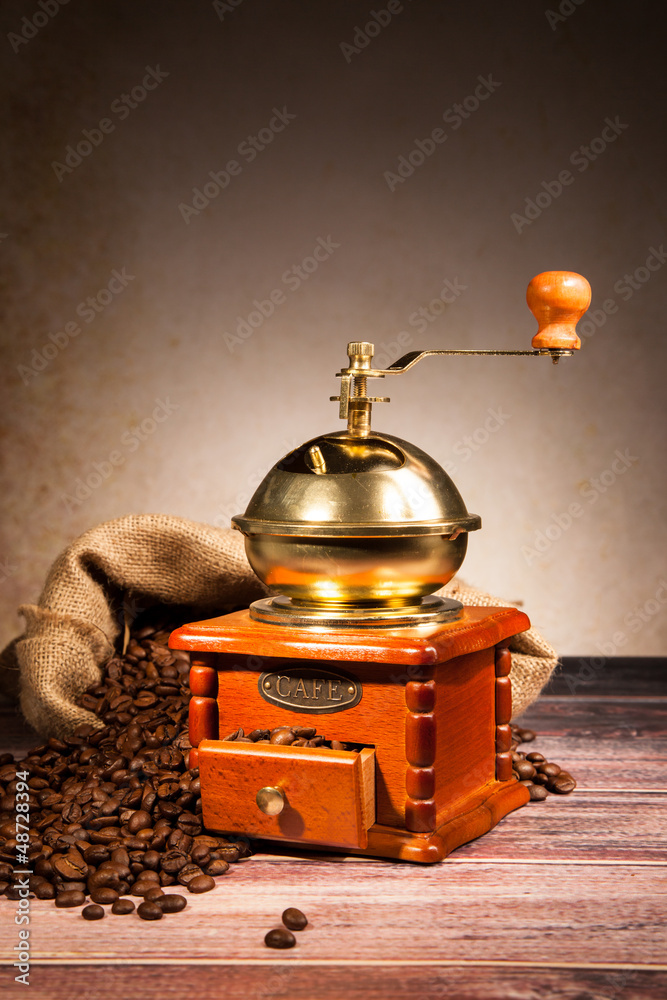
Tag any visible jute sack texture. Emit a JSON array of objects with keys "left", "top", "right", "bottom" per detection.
[{"left": 0, "top": 514, "right": 557, "bottom": 738}]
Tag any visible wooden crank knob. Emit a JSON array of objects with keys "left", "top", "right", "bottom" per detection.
[{"left": 527, "top": 271, "right": 591, "bottom": 350}]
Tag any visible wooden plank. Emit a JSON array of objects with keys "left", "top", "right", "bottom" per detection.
[
  {"left": 452, "top": 791, "right": 667, "bottom": 862},
  {"left": 2, "top": 962, "right": 666, "bottom": 1000},
  {"left": 1, "top": 860, "right": 664, "bottom": 965},
  {"left": 1, "top": 668, "right": 665, "bottom": 998}
]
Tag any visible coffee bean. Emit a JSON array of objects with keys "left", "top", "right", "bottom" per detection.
[
  {"left": 536, "top": 762, "right": 561, "bottom": 777},
  {"left": 526, "top": 752, "right": 546, "bottom": 763},
  {"left": 156, "top": 747, "right": 183, "bottom": 769},
  {"left": 82, "top": 903, "right": 105, "bottom": 920},
  {"left": 156, "top": 780, "right": 179, "bottom": 799},
  {"left": 513, "top": 760, "right": 537, "bottom": 781},
  {"left": 177, "top": 864, "right": 204, "bottom": 886},
  {"left": 52, "top": 852, "right": 88, "bottom": 881},
  {"left": 83, "top": 844, "right": 110, "bottom": 866},
  {"left": 549, "top": 775, "right": 577, "bottom": 794},
  {"left": 88, "top": 869, "right": 121, "bottom": 892},
  {"left": 247, "top": 729, "right": 270, "bottom": 742},
  {"left": 141, "top": 789, "right": 157, "bottom": 812},
  {"left": 89, "top": 827, "right": 122, "bottom": 845},
  {"left": 190, "top": 844, "right": 211, "bottom": 866},
  {"left": 270, "top": 728, "right": 296, "bottom": 746},
  {"left": 144, "top": 886, "right": 165, "bottom": 901},
  {"left": 265, "top": 928, "right": 296, "bottom": 949},
  {"left": 205, "top": 859, "right": 230, "bottom": 877},
  {"left": 135, "top": 692, "right": 158, "bottom": 709},
  {"left": 191, "top": 834, "right": 217, "bottom": 849},
  {"left": 102, "top": 860, "right": 131, "bottom": 880},
  {"left": 137, "top": 900, "right": 163, "bottom": 920},
  {"left": 160, "top": 849, "right": 189, "bottom": 873},
  {"left": 187, "top": 874, "right": 216, "bottom": 894},
  {"left": 127, "top": 810, "right": 152, "bottom": 834},
  {"left": 529, "top": 784, "right": 548, "bottom": 801},
  {"left": 55, "top": 890, "right": 86, "bottom": 907},
  {"left": 177, "top": 812, "right": 202, "bottom": 836},
  {"left": 134, "top": 625, "right": 156, "bottom": 640},
  {"left": 90, "top": 887, "right": 119, "bottom": 904},
  {"left": 156, "top": 893, "right": 187, "bottom": 913},
  {"left": 142, "top": 850, "right": 160, "bottom": 871},
  {"left": 282, "top": 907, "right": 308, "bottom": 931},
  {"left": 167, "top": 830, "right": 193, "bottom": 854},
  {"left": 111, "top": 898, "right": 135, "bottom": 915}
]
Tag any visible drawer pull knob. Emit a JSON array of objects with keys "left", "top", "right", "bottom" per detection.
[{"left": 256, "top": 786, "right": 285, "bottom": 816}]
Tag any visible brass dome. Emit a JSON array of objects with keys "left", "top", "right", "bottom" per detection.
[{"left": 232, "top": 431, "right": 480, "bottom": 614}]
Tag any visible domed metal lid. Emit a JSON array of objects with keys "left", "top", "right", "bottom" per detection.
[{"left": 232, "top": 430, "right": 481, "bottom": 538}]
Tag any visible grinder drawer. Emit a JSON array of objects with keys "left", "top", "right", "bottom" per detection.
[{"left": 198, "top": 740, "right": 376, "bottom": 850}]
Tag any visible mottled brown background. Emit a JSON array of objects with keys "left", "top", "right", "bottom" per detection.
[{"left": 1, "top": 0, "right": 665, "bottom": 657}]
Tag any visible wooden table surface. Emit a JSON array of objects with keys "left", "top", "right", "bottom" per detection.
[{"left": 1, "top": 657, "right": 665, "bottom": 999}]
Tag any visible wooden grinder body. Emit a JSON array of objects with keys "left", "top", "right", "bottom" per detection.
[{"left": 170, "top": 605, "right": 530, "bottom": 863}]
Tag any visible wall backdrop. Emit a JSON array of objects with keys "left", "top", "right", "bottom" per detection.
[{"left": 1, "top": 0, "right": 665, "bottom": 658}]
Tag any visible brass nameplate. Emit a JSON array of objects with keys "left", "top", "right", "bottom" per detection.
[{"left": 258, "top": 666, "right": 362, "bottom": 715}]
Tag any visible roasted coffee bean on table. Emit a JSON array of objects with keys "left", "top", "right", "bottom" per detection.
[
  {"left": 282, "top": 906, "right": 308, "bottom": 931},
  {"left": 265, "top": 927, "right": 297, "bottom": 949},
  {"left": 137, "top": 900, "right": 164, "bottom": 921},
  {"left": 111, "top": 898, "right": 135, "bottom": 915},
  {"left": 156, "top": 892, "right": 187, "bottom": 913},
  {"left": 0, "top": 612, "right": 250, "bottom": 922}
]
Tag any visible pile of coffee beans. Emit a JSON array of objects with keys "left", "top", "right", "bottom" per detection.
[
  {"left": 0, "top": 613, "right": 250, "bottom": 919},
  {"left": 510, "top": 723, "right": 577, "bottom": 801},
  {"left": 264, "top": 906, "right": 309, "bottom": 949},
  {"left": 223, "top": 725, "right": 349, "bottom": 751}
]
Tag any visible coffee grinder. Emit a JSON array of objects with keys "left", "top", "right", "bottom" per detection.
[{"left": 169, "top": 270, "right": 591, "bottom": 863}]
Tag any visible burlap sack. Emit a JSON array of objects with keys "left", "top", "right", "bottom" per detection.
[
  {"left": 438, "top": 578, "right": 558, "bottom": 715},
  {"left": 0, "top": 514, "right": 557, "bottom": 738}
]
